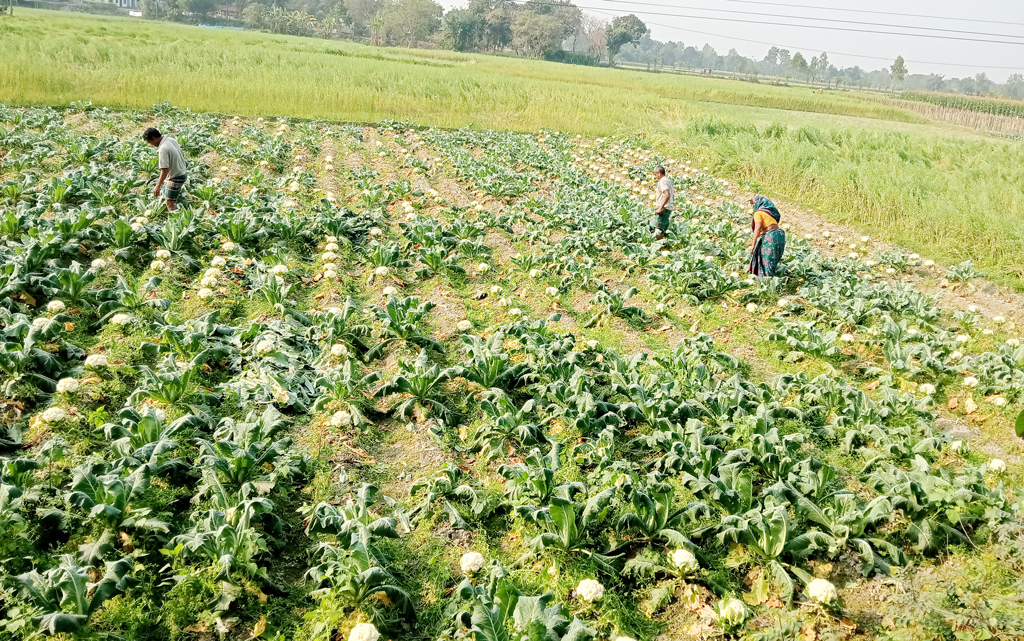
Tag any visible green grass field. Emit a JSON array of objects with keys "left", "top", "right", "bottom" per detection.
[{"left": 1, "top": 8, "right": 1024, "bottom": 286}]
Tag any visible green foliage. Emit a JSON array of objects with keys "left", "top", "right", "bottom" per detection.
[{"left": 13, "top": 555, "right": 137, "bottom": 635}]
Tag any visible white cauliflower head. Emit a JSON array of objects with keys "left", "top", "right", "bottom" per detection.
[
  {"left": 717, "top": 598, "right": 746, "bottom": 626},
  {"left": 460, "top": 551, "right": 485, "bottom": 575},
  {"left": 348, "top": 622, "right": 379, "bottom": 641},
  {"left": 41, "top": 406, "right": 67, "bottom": 423},
  {"left": 84, "top": 354, "right": 108, "bottom": 368},
  {"left": 671, "top": 548, "right": 698, "bottom": 574},
  {"left": 807, "top": 578, "right": 838, "bottom": 604},
  {"left": 576, "top": 579, "right": 604, "bottom": 602}
]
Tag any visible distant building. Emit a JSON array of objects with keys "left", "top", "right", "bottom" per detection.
[{"left": 90, "top": 0, "right": 139, "bottom": 9}]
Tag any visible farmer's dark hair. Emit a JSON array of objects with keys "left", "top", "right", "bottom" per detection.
[
  {"left": 653, "top": 165, "right": 666, "bottom": 176},
  {"left": 142, "top": 128, "right": 161, "bottom": 142}
]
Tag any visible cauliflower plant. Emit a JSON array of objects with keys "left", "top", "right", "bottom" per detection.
[{"left": 576, "top": 579, "right": 604, "bottom": 602}]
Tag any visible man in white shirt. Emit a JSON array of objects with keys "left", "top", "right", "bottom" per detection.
[
  {"left": 651, "top": 165, "right": 674, "bottom": 240},
  {"left": 143, "top": 127, "right": 188, "bottom": 211}
]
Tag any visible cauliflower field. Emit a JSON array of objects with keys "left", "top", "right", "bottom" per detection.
[{"left": 2, "top": 102, "right": 1024, "bottom": 640}]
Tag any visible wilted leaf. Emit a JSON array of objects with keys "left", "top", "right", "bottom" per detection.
[
  {"left": 801, "top": 621, "right": 817, "bottom": 641},
  {"left": 252, "top": 616, "right": 266, "bottom": 638},
  {"left": 965, "top": 398, "right": 978, "bottom": 415},
  {"left": 948, "top": 397, "right": 959, "bottom": 410},
  {"left": 679, "top": 583, "right": 710, "bottom": 612},
  {"left": 120, "top": 531, "right": 134, "bottom": 553}
]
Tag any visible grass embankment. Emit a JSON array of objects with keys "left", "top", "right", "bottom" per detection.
[{"left": 2, "top": 9, "right": 1024, "bottom": 285}]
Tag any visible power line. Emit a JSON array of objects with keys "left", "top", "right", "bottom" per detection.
[
  {"left": 722, "top": 0, "right": 1024, "bottom": 29},
  {"left": 578, "top": 0, "right": 1024, "bottom": 41},
  {"left": 552, "top": 2, "right": 1024, "bottom": 45},
  {"left": 581, "top": 6, "right": 1024, "bottom": 72}
]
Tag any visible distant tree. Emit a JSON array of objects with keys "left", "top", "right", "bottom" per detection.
[
  {"left": 974, "top": 72, "right": 993, "bottom": 95},
  {"left": 317, "top": 15, "right": 338, "bottom": 37},
  {"left": 511, "top": 11, "right": 564, "bottom": 57},
  {"left": 700, "top": 43, "right": 718, "bottom": 69},
  {"left": 552, "top": 2, "right": 582, "bottom": 51},
  {"left": 762, "top": 46, "right": 780, "bottom": 66},
  {"left": 1005, "top": 73, "right": 1024, "bottom": 100},
  {"left": 177, "top": 0, "right": 217, "bottom": 20},
  {"left": 242, "top": 2, "right": 268, "bottom": 28},
  {"left": 581, "top": 14, "right": 607, "bottom": 61},
  {"left": 141, "top": 0, "right": 180, "bottom": 20},
  {"left": 842, "top": 65, "right": 864, "bottom": 87},
  {"left": 777, "top": 48, "right": 791, "bottom": 68},
  {"left": 442, "top": 8, "right": 484, "bottom": 51},
  {"left": 368, "top": 11, "right": 385, "bottom": 44},
  {"left": 725, "top": 47, "right": 743, "bottom": 72},
  {"left": 791, "top": 51, "right": 808, "bottom": 79},
  {"left": 740, "top": 57, "right": 758, "bottom": 78},
  {"left": 925, "top": 73, "right": 946, "bottom": 92},
  {"left": 482, "top": 1, "right": 514, "bottom": 50},
  {"left": 815, "top": 51, "right": 829, "bottom": 83},
  {"left": 605, "top": 14, "right": 646, "bottom": 64},
  {"left": 345, "top": 0, "right": 383, "bottom": 36},
  {"left": 890, "top": 55, "right": 908, "bottom": 92},
  {"left": 380, "top": 0, "right": 440, "bottom": 46}
]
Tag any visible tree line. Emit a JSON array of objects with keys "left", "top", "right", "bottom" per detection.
[{"left": 137, "top": 0, "right": 1024, "bottom": 99}]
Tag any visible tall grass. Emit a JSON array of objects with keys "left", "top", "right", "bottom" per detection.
[
  {"left": 2, "top": 9, "right": 1024, "bottom": 285},
  {"left": 0, "top": 9, "right": 916, "bottom": 130}
]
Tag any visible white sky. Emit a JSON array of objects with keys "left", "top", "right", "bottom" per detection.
[{"left": 439, "top": 0, "right": 1024, "bottom": 82}]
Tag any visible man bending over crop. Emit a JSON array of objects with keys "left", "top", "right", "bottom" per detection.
[
  {"left": 143, "top": 127, "right": 187, "bottom": 212},
  {"left": 650, "top": 165, "right": 674, "bottom": 240}
]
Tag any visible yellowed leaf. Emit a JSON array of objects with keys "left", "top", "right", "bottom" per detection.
[
  {"left": 948, "top": 397, "right": 959, "bottom": 410},
  {"left": 64, "top": 322, "right": 75, "bottom": 332},
  {"left": 965, "top": 398, "right": 978, "bottom": 415},
  {"left": 865, "top": 380, "right": 879, "bottom": 391},
  {"left": 252, "top": 615, "right": 266, "bottom": 638}
]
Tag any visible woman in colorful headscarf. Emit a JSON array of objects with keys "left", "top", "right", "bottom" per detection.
[{"left": 748, "top": 195, "right": 786, "bottom": 278}]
